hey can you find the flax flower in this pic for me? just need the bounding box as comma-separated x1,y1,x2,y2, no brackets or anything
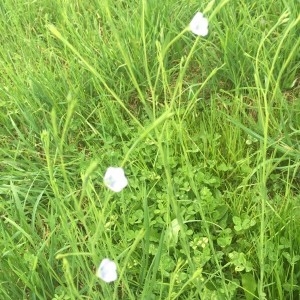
97,258,117,283
103,167,128,192
190,12,209,36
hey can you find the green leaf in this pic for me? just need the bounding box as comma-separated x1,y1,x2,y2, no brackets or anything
165,218,181,246
233,216,242,231
241,273,257,300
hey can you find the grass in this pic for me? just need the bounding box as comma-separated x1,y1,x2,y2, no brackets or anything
0,0,299,299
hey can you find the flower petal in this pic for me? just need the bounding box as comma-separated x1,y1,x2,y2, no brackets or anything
190,12,209,37
97,258,117,283
104,167,128,192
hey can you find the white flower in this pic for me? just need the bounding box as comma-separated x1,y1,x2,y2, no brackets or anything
97,258,117,283
190,12,209,36
103,167,128,192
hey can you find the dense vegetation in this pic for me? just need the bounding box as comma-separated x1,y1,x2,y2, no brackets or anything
0,0,299,299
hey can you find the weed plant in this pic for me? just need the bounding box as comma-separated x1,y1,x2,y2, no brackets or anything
0,0,299,299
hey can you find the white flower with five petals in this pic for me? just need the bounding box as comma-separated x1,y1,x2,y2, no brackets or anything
103,167,128,192
190,12,209,37
97,258,117,283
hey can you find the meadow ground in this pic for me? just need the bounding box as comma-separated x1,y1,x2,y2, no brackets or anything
0,0,299,299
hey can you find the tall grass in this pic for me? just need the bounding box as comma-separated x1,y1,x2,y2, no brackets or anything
0,0,299,299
